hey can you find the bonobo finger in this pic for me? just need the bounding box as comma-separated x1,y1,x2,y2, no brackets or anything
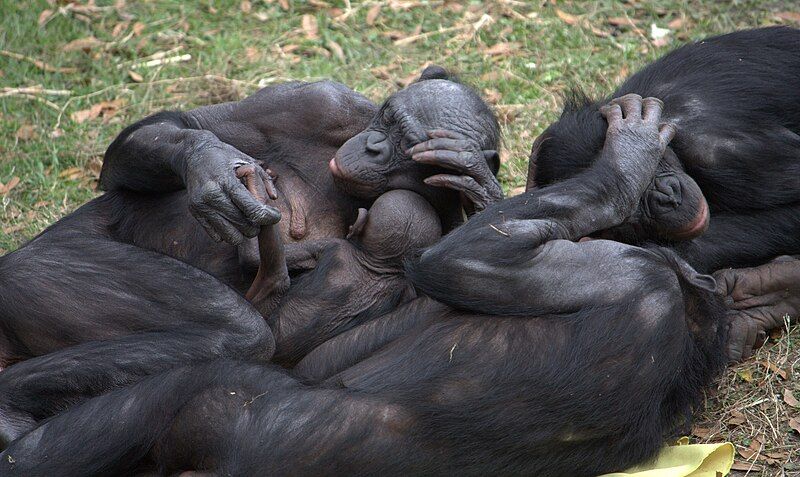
642,97,665,122
228,186,281,226
658,123,677,147
195,208,246,245
424,174,485,205
726,314,758,362
412,150,471,174
236,164,268,203
612,93,643,120
600,103,623,125
260,168,278,200
426,129,467,140
194,215,223,243
408,138,470,156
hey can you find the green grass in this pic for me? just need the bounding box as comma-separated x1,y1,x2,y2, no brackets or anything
1,0,799,473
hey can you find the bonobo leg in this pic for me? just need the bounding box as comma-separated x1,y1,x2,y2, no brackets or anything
0,216,273,447
714,255,800,361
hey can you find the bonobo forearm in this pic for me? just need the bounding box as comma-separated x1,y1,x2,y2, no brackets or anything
100,111,218,192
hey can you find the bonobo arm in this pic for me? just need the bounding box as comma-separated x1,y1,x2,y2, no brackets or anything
409,95,678,314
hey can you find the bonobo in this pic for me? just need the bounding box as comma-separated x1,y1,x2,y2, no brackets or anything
246,188,441,366
527,26,800,273
0,66,499,447
0,95,728,477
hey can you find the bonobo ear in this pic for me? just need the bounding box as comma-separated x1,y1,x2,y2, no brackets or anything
346,208,369,239
674,258,717,293
483,150,500,176
418,65,451,81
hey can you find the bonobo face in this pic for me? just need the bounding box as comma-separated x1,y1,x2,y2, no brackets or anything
330,70,499,201
530,120,709,242
355,190,442,262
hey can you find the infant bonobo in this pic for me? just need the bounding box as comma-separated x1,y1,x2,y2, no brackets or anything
245,187,442,366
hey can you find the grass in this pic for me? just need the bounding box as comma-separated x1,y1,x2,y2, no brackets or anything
1,0,798,474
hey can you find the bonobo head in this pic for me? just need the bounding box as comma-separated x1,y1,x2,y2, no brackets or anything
348,190,442,264
330,66,500,226
528,95,708,242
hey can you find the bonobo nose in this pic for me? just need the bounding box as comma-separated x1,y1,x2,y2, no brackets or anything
651,175,682,210
365,131,389,155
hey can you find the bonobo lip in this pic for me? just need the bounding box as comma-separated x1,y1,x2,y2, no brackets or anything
671,197,709,240
329,157,343,178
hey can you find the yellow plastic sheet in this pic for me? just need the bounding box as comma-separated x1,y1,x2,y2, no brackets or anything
599,441,734,477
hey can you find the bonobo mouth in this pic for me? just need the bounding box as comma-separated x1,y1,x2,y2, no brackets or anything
329,156,387,199
671,197,709,240
329,157,342,177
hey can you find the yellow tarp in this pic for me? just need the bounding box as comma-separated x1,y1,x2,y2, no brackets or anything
599,440,734,477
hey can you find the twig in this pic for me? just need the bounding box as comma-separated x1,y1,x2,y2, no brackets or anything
0,93,61,112
1,86,72,96
489,224,510,237
0,49,77,74
129,54,192,70
115,46,184,70
394,24,471,46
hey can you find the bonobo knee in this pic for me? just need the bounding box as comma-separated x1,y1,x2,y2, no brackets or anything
220,301,274,361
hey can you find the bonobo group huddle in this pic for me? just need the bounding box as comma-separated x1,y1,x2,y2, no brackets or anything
1,26,799,476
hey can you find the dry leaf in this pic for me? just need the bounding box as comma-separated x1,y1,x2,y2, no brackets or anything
240,0,251,13
776,12,800,23
71,98,127,123
366,4,381,25
483,88,501,105
607,17,638,27
482,42,520,57
63,36,104,52
554,8,579,26
59,167,83,180
112,21,129,37
128,70,143,82
691,426,712,438
784,389,800,407
0,176,21,195
132,22,145,36
758,360,789,379
737,368,753,382
668,18,685,29
326,40,345,62
302,14,319,40
245,46,260,63
737,447,757,460
730,461,763,471
278,0,289,11
789,417,800,433
15,125,36,141
38,9,54,26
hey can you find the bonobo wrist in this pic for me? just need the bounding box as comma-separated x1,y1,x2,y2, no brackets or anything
176,129,225,185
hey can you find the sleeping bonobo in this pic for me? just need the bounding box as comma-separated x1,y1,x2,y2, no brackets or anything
244,188,441,366
0,95,729,477
0,66,500,447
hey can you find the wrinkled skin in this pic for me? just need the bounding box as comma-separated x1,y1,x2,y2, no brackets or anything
714,256,800,361
0,66,501,448
247,189,442,366
0,95,728,477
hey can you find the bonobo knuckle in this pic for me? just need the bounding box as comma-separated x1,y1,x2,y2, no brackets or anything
198,182,222,203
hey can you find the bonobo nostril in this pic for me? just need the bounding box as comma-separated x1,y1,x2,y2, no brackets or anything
365,131,389,155
647,174,683,215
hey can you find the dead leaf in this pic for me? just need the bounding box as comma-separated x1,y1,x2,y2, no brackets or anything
0,176,21,195
790,417,800,433
483,88,501,105
668,18,685,29
731,461,763,471
737,447,757,460
63,36,104,52
71,98,127,123
112,21,130,37
38,9,54,26
128,70,143,82
482,42,520,57
33,200,50,208
691,426,712,438
15,124,36,141
240,0,251,13
245,46,260,63
776,12,800,23
607,17,638,27
278,0,289,11
784,389,800,407
59,167,83,180
132,22,145,36
302,14,319,40
2,224,24,234
326,40,345,62
554,8,579,26
591,26,611,38
758,360,789,379
366,4,381,25
738,368,753,382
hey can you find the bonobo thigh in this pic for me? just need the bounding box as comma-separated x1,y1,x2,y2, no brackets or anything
0,195,273,447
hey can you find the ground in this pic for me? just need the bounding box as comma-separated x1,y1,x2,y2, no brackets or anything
0,0,798,474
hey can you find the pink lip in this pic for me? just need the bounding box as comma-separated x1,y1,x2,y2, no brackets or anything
329,157,342,177
672,198,709,240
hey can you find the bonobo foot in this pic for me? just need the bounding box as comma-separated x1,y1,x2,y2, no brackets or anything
408,129,503,213
714,256,800,362
0,404,35,450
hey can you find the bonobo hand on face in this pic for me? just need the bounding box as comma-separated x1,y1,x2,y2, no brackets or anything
714,255,800,362
185,141,281,245
329,66,502,214
597,94,677,216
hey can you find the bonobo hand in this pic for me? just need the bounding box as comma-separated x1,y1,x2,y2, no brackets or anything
599,94,676,213
408,129,503,213
714,256,800,362
184,140,281,245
